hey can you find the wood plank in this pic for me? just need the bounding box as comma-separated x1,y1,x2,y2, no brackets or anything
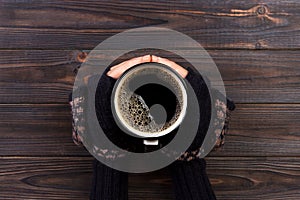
0,104,299,157
212,104,300,157
0,157,93,200
0,156,299,199
0,50,299,104
0,0,300,49
0,104,88,156
212,50,300,104
207,157,300,200
0,50,77,104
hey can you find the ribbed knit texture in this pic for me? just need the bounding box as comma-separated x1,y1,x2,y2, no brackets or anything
90,159,128,200
169,159,216,200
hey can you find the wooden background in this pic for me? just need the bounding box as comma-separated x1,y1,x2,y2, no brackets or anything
0,0,300,199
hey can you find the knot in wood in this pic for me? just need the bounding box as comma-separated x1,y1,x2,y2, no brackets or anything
76,51,87,63
256,5,268,15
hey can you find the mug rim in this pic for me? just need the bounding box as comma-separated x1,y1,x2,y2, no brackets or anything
111,62,188,138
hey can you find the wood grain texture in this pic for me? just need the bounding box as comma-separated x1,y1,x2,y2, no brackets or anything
0,103,299,157
0,157,299,200
0,157,92,200
0,50,299,104
0,50,77,104
1,0,299,199
0,104,87,156
0,0,299,49
210,103,300,157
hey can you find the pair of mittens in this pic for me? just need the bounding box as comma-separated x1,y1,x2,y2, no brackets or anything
69,65,235,200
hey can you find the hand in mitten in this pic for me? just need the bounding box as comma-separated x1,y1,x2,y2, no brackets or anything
168,66,235,200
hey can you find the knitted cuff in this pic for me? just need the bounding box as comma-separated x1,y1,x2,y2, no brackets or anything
169,159,216,200
90,159,128,200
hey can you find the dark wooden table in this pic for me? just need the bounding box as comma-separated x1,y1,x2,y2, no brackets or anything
0,1,299,199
